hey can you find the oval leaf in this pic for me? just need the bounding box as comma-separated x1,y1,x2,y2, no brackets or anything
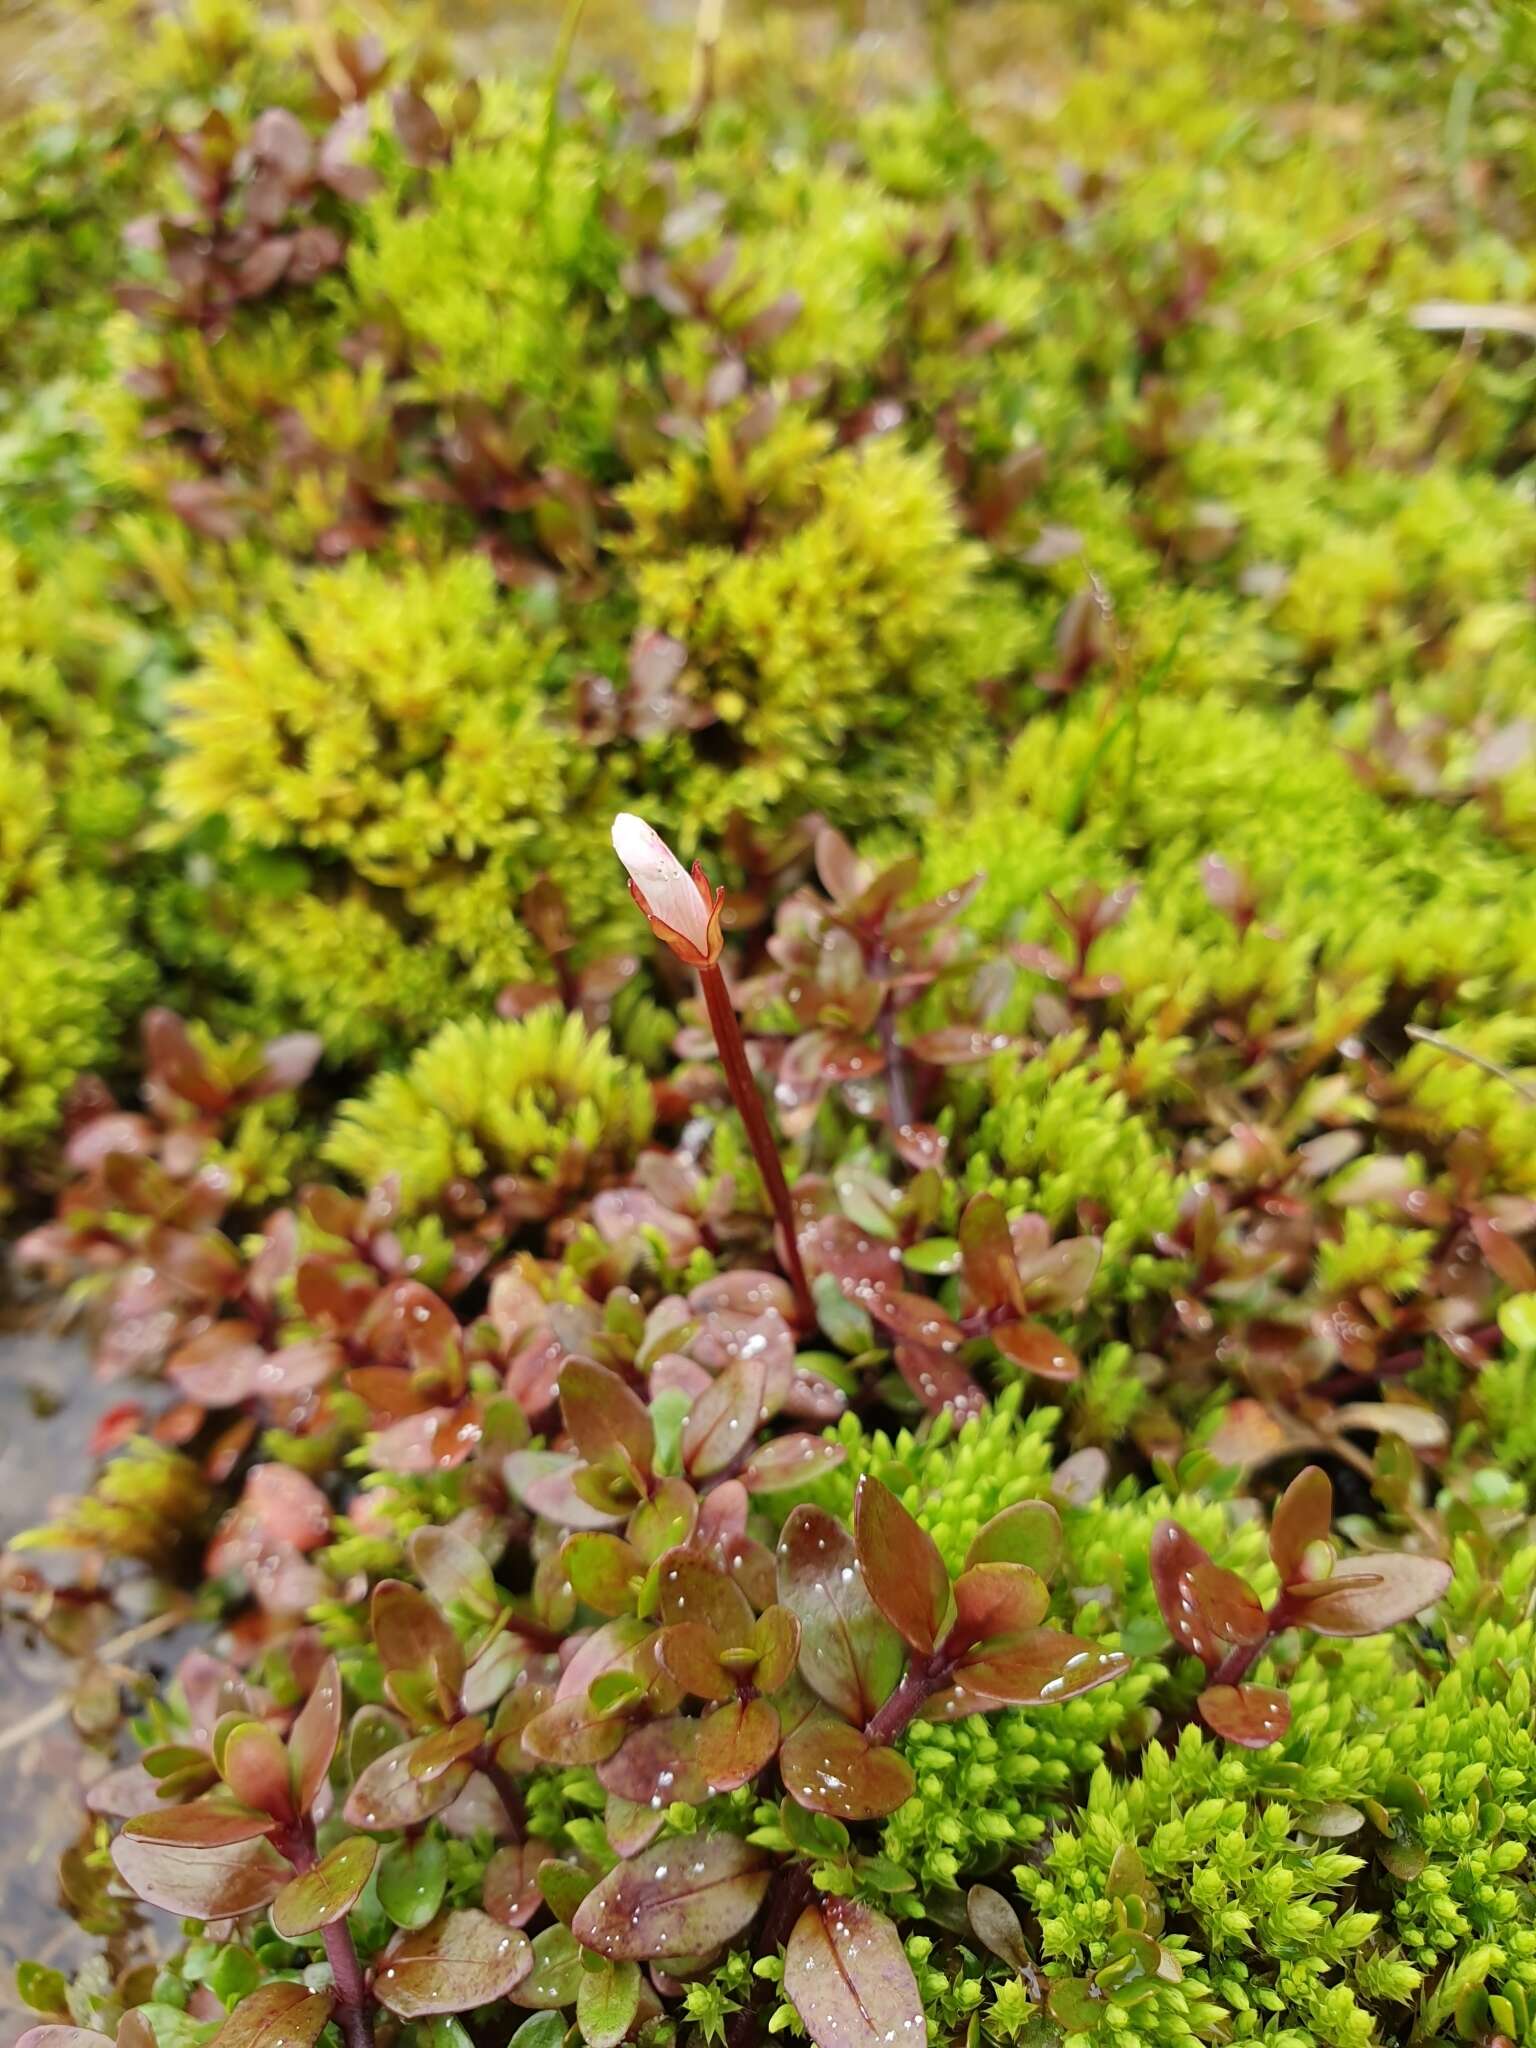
956,1627,1130,1705
949,1563,1050,1651
1269,1466,1334,1584
777,1506,904,1725
288,1657,344,1813
683,1355,767,1479
112,1832,289,1919
271,1835,377,1938
853,1476,951,1655
1198,1683,1292,1748
570,1834,772,1960
1288,1553,1452,1637
965,1502,1062,1580
374,1909,533,2017
741,1435,846,1494
780,1715,915,1821
209,1983,334,2048
784,1898,927,2048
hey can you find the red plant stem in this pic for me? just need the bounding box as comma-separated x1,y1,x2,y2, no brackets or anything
280,1824,375,2048
1209,1596,1291,1691
863,1653,946,1747
699,962,814,1326
877,994,916,1135
481,1751,527,1840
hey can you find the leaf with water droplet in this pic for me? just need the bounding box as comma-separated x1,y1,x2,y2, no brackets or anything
777,1505,903,1725
570,1834,772,1960
780,1714,914,1821
956,1627,1129,1705
378,1832,449,1929
1197,1683,1291,1748
374,1909,532,2017
784,1897,927,2048
111,1832,290,1919
206,1982,333,2048
740,1435,846,1494
270,1834,377,1938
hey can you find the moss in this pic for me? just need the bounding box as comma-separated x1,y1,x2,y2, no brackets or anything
322,1007,654,1214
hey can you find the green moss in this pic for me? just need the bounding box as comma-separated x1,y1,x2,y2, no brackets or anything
322,1007,654,1214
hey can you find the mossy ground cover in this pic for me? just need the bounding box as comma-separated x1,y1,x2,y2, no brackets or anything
5,4,1536,2048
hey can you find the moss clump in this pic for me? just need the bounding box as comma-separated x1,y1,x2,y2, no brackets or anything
322,1007,654,1214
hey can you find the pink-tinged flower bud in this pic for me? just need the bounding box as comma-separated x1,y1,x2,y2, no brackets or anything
611,813,724,968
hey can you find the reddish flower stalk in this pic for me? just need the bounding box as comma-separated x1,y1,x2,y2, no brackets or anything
613,815,814,1326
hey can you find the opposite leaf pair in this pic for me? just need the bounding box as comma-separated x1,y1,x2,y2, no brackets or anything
1151,1465,1453,1745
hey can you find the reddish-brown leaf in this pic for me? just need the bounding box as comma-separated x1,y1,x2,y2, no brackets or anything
683,1355,767,1479
519,1695,629,1768
1287,1553,1453,1636
949,1563,1050,1651
1198,1683,1292,1748
1269,1465,1334,1584
992,1320,1080,1382
784,1898,927,2048
1150,1523,1263,1670
288,1656,343,1813
483,1839,556,1928
656,1550,755,1644
1472,1212,1536,1291
656,1622,733,1702
955,1627,1129,1705
959,1194,1026,1315
560,1359,654,1482
221,1720,296,1825
570,1835,773,1960
740,1435,847,1493
753,1604,801,1692
374,1909,532,2017
596,1717,709,1807
371,1579,466,1700
780,1715,915,1821
343,1739,474,1829
892,1341,988,1424
853,1476,951,1655
207,1982,333,2048
696,1695,781,1791
112,1832,290,1918
863,1290,966,1353
122,1799,271,1847
777,1506,904,1724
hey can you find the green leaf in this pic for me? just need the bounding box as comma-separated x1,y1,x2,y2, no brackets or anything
577,1961,642,2048
270,1834,377,1940
378,1833,450,1930
15,1964,69,2015
777,1505,903,1725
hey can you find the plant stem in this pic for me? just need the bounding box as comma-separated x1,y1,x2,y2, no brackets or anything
863,1654,945,1747
876,984,916,1135
282,1824,375,2048
699,961,814,1326
482,1752,527,1840
535,0,588,225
